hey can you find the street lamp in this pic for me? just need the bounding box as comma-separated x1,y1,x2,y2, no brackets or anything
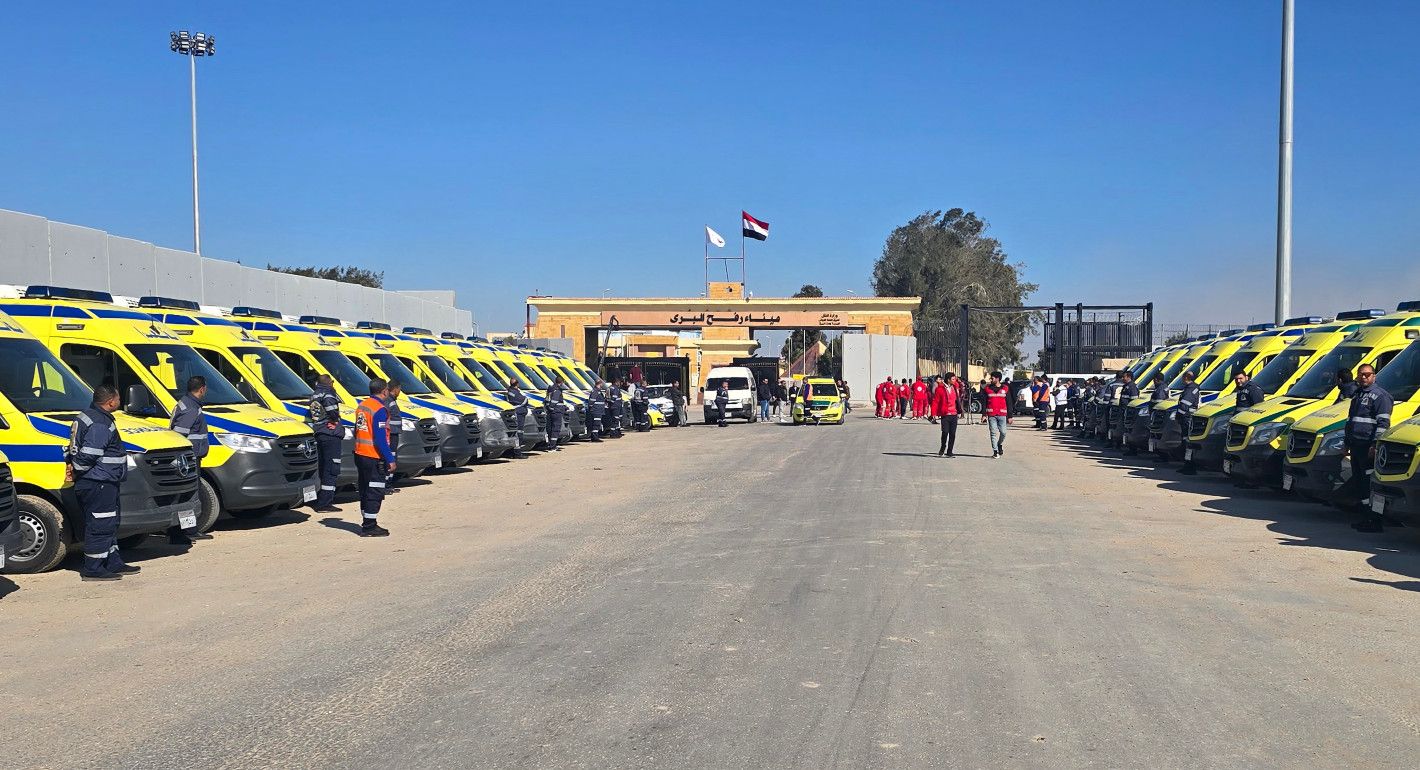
169,30,215,256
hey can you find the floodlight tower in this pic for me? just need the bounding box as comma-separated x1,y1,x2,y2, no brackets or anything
169,30,215,255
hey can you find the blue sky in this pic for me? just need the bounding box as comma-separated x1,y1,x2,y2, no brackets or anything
3,1,1419,334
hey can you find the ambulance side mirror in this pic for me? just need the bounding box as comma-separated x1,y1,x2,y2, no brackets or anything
125,384,158,417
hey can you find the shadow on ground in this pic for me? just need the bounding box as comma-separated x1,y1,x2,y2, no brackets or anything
1048,429,1420,594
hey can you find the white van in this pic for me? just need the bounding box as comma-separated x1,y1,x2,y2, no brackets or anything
703,366,758,423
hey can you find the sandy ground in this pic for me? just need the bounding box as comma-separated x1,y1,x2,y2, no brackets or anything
1,412,1417,769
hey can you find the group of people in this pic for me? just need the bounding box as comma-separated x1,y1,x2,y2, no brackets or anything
751,377,853,421
868,372,1015,458
1020,375,1094,430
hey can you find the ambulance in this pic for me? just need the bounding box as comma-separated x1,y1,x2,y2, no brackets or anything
228,310,440,477
368,327,519,461
1224,306,1413,488
1110,340,1207,445
0,298,201,572
1147,319,1326,459
1372,413,1420,521
299,318,479,469
445,339,550,449
1283,304,1420,500
793,377,846,425
460,341,556,448
499,345,587,441
1182,316,1357,472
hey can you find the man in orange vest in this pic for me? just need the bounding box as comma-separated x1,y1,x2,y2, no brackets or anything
354,378,397,537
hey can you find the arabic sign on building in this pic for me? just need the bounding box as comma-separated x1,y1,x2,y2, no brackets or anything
598,311,850,328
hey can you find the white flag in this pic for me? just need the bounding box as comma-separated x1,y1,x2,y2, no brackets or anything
705,225,726,248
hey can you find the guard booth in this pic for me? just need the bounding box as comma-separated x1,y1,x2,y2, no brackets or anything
601,356,689,387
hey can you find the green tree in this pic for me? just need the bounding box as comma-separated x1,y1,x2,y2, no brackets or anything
267,264,385,289
781,284,827,362
871,209,1037,367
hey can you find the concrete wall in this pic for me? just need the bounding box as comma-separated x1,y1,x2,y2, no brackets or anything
842,334,917,405
0,209,474,334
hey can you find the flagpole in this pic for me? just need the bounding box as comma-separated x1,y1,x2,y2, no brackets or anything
740,225,746,291
704,229,709,297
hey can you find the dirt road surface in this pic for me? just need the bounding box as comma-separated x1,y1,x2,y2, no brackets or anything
2,414,1417,768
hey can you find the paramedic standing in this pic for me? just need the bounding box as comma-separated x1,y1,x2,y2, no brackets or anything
1346,364,1394,532
67,385,138,581
309,374,344,513
167,376,214,544
354,379,395,537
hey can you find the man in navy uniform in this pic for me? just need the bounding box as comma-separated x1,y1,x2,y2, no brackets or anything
309,374,343,513
67,385,139,581
1345,364,1394,532
167,376,214,545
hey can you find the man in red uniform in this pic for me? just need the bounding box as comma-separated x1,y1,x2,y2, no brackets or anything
932,372,960,456
878,376,896,418
982,371,1011,458
911,377,929,419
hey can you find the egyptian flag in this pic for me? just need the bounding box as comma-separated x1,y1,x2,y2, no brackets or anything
742,211,769,241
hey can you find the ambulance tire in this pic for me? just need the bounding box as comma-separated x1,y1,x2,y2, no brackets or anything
7,495,67,574
195,477,222,532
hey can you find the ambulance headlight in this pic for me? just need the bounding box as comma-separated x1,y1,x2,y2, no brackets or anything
1318,430,1346,455
435,412,462,426
1209,418,1230,436
126,452,140,469
475,406,500,421
402,420,418,432
1249,422,1286,446
215,432,272,453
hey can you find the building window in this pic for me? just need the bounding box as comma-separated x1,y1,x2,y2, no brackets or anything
560,324,566,337
882,324,889,335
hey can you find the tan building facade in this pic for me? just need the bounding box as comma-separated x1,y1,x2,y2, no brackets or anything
529,283,919,392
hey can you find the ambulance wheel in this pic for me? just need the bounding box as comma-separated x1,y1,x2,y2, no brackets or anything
7,495,67,574
195,477,222,532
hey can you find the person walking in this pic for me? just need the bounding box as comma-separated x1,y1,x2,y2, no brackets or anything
1344,364,1394,532
668,380,687,427
933,372,961,457
757,377,772,423
353,379,394,537
167,376,214,544
546,375,565,450
309,373,344,513
983,372,1011,458
715,380,730,427
67,385,138,581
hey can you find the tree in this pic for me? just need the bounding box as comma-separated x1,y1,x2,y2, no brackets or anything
781,284,826,362
267,264,385,289
1162,330,1191,346
872,209,1037,368
816,336,843,378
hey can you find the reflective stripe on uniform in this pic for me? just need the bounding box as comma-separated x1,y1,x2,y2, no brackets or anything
320,484,336,491
85,551,109,558
362,511,379,519
173,426,190,435
1352,416,1376,423
100,456,126,464
91,510,118,519
79,446,104,456
368,481,385,488
332,458,342,464
77,412,93,425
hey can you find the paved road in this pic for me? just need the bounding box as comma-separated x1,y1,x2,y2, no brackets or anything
2,413,1418,768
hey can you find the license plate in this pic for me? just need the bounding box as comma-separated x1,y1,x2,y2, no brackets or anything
433,455,443,469
0,545,5,569
1282,474,1294,491
1148,439,1157,453
1223,459,1234,475
178,511,198,530
1184,448,1194,461
302,485,317,502
1371,494,1387,514
475,447,483,459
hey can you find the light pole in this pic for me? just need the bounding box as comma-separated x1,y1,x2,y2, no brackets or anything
169,30,215,256
1275,0,1294,324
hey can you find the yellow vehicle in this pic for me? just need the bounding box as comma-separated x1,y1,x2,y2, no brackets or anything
1373,413,1420,520
227,309,431,482
1224,307,1410,488
793,378,845,425
1113,338,1217,446
485,344,571,444
5,286,315,531
1284,308,1420,500
366,327,519,461
414,332,537,453
1147,319,1327,458
1088,346,1167,440
501,345,589,440
1183,316,1357,472
452,340,551,448
299,318,478,470
0,298,202,572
